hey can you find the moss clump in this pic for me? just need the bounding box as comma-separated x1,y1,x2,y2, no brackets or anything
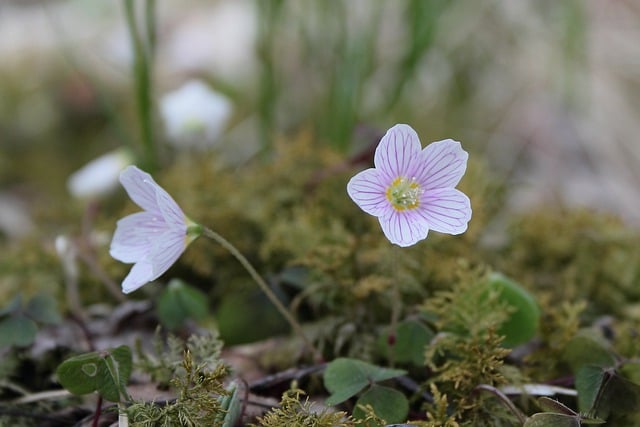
421,266,519,424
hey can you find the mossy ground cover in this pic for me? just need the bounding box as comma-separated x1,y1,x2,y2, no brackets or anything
1,1,639,425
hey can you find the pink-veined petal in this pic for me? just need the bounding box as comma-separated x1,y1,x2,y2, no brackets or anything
379,210,429,247
347,168,392,217
419,188,471,235
416,139,468,190
121,259,154,294
119,166,163,213
109,212,167,263
374,124,422,181
148,230,188,278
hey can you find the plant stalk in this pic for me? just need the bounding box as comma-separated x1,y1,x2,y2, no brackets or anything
202,227,321,362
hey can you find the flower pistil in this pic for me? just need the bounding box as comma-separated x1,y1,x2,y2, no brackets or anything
386,177,422,211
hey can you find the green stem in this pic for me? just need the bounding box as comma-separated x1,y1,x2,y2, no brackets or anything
388,245,401,366
202,227,321,361
474,384,527,424
123,0,155,172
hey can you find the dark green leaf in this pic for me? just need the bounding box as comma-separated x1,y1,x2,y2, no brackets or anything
0,314,38,347
594,367,640,419
524,413,579,427
0,294,22,317
56,352,104,396
324,358,406,406
575,365,606,414
56,345,132,402
353,385,409,424
25,294,62,325
482,273,540,347
378,320,434,366
563,330,616,373
97,345,132,402
157,279,208,330
537,397,576,415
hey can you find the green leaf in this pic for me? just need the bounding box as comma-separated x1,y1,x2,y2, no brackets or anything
24,294,62,325
219,381,243,427
377,319,434,366
353,385,409,424
157,279,208,330
57,352,105,396
537,397,577,415
323,358,406,406
0,314,38,347
482,273,540,347
563,330,616,374
594,367,640,419
524,413,580,427
56,345,132,402
0,294,22,317
98,345,133,402
575,365,607,414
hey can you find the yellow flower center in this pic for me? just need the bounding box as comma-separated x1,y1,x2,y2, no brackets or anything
386,177,421,211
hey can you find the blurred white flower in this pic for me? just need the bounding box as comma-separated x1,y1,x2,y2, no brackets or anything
159,80,232,149
67,147,133,199
163,0,257,80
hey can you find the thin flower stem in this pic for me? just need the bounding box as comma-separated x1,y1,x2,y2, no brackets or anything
202,227,321,362
388,245,401,366
474,384,527,424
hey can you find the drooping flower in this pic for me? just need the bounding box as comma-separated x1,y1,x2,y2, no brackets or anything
159,79,232,149
109,166,201,293
67,147,133,199
347,124,472,247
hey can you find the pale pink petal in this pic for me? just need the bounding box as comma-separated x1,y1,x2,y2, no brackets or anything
346,168,391,217
120,231,186,293
122,259,154,294
119,166,163,213
416,139,468,190
374,124,422,181
148,230,187,278
418,188,471,234
109,212,167,263
155,185,187,229
379,211,429,247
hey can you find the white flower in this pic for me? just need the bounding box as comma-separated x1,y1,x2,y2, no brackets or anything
347,124,472,247
67,148,133,199
109,166,201,293
159,80,232,149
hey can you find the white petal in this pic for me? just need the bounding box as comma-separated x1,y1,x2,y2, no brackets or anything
148,230,188,279
346,168,391,217
379,210,429,247
120,231,187,293
67,148,133,199
155,186,187,229
374,124,422,181
417,139,468,190
109,212,167,263
121,259,154,294
419,188,471,235
119,166,163,213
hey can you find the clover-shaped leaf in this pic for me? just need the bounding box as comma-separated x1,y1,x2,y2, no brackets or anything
353,385,409,424
323,358,406,406
157,279,208,330
378,319,434,366
481,273,540,347
56,345,132,402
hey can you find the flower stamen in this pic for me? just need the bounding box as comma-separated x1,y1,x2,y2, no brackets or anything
386,177,422,211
